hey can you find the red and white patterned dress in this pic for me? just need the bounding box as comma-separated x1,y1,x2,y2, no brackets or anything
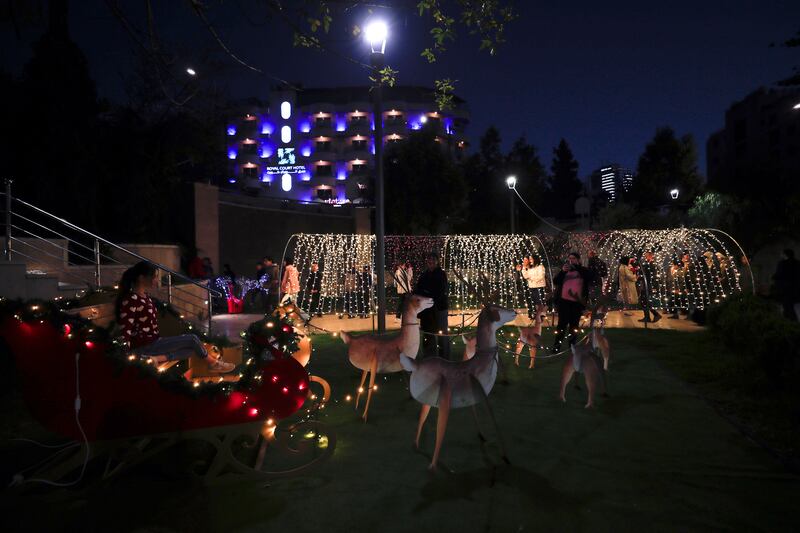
119,292,160,349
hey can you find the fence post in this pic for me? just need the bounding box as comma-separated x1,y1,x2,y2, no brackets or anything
4,179,11,261
207,287,213,333
93,239,101,290
167,272,173,304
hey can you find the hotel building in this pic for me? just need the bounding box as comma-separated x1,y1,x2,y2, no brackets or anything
224,85,470,204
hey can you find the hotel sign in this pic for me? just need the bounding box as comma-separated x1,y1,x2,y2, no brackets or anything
265,148,307,175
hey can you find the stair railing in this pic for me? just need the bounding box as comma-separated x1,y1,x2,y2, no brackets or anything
1,180,221,331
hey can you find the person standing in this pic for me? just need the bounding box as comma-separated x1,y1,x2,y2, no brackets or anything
618,257,638,316
587,250,608,304
358,265,372,319
522,256,547,321
773,249,800,321
344,267,357,318
394,261,413,319
280,257,300,306
303,262,323,317
247,260,267,312
552,252,592,352
638,251,662,323
263,257,280,313
415,252,450,359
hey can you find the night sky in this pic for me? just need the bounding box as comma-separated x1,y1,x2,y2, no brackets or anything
2,0,798,178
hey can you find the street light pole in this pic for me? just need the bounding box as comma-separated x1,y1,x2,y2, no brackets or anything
367,21,388,333
506,175,517,235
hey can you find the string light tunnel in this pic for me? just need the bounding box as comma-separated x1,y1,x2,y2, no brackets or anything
281,229,751,318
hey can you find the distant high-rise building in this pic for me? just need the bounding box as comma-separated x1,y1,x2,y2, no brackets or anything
590,164,634,203
707,87,800,192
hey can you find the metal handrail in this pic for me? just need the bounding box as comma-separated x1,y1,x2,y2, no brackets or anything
5,194,222,298
9,211,128,266
11,211,100,257
7,248,94,288
11,225,98,266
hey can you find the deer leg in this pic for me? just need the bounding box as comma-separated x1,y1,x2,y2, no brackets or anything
470,405,487,443
584,357,599,408
416,404,431,449
559,359,575,402
514,341,523,366
430,381,451,470
528,344,537,369
355,368,368,410
601,340,610,371
361,356,378,422
470,375,510,465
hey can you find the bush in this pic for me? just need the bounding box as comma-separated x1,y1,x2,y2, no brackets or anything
707,294,800,388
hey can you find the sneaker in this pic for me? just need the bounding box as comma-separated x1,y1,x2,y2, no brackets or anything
652,314,662,323
208,359,235,373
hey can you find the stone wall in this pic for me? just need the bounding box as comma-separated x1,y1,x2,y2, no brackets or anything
216,191,369,276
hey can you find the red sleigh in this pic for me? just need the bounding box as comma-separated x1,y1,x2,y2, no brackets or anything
1,304,335,484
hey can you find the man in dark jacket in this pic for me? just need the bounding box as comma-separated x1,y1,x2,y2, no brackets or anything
587,250,608,305
415,252,450,359
552,252,594,352
638,251,662,323
773,249,800,321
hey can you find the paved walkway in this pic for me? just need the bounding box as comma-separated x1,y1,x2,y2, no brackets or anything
210,308,703,339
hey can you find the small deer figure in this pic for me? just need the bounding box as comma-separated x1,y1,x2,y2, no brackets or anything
515,313,543,369
401,270,517,470
559,292,610,408
340,276,433,422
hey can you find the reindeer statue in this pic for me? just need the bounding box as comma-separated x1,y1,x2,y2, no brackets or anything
515,313,543,369
340,272,433,422
400,271,517,470
559,291,610,408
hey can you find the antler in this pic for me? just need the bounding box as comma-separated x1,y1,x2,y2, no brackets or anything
388,269,412,294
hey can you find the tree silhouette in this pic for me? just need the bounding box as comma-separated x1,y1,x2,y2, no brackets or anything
547,139,582,219
629,127,702,208
384,127,467,234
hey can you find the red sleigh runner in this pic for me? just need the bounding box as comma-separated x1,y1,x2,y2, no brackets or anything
1,302,335,484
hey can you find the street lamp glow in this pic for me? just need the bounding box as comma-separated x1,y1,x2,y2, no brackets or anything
364,21,388,54
186,67,197,76
794,102,800,110
506,176,517,190
670,188,680,200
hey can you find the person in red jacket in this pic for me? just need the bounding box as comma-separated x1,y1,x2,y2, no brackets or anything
114,262,234,372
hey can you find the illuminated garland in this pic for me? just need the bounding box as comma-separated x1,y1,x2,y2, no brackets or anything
283,230,748,317
0,298,299,397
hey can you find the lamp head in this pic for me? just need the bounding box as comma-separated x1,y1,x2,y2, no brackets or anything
186,67,197,76
506,176,517,190
670,188,679,200
364,21,388,54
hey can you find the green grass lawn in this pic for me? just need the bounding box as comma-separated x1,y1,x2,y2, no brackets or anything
2,327,799,532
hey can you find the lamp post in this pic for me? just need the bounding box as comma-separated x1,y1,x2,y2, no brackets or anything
506,175,517,234
366,20,388,332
